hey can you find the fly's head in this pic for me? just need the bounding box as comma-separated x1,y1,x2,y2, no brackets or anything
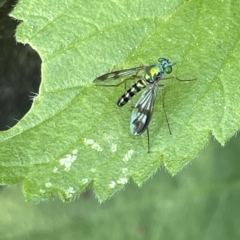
158,57,175,75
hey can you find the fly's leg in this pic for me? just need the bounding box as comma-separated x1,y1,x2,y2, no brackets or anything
161,76,197,82
147,127,150,153
176,77,197,81
123,68,143,90
162,88,172,135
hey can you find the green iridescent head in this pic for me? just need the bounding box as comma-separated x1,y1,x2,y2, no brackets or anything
158,57,175,74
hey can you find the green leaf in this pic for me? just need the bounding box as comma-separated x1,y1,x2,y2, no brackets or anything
1,0,240,201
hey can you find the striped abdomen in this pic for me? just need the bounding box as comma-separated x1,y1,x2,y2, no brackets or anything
117,79,147,107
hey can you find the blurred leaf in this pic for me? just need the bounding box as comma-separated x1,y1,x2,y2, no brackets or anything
0,0,239,201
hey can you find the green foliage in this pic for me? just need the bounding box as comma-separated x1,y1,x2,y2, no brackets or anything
0,0,239,201
1,138,240,239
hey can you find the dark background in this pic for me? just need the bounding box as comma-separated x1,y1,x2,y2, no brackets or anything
0,0,41,130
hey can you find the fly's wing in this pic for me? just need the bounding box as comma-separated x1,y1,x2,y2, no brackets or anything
93,66,146,84
130,84,158,135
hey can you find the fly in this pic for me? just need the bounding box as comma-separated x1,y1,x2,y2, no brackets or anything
94,57,196,152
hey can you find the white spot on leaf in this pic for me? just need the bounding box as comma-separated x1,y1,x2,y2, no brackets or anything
123,150,134,162
65,187,76,198
109,181,116,188
83,138,103,152
111,143,117,153
72,149,78,154
117,178,128,185
59,149,78,171
121,168,128,174
45,182,52,188
80,178,88,184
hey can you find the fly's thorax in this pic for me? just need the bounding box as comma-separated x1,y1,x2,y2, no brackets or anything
144,65,163,83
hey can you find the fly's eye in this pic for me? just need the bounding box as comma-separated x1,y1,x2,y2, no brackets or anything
165,66,172,74
158,58,165,63
158,57,169,64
